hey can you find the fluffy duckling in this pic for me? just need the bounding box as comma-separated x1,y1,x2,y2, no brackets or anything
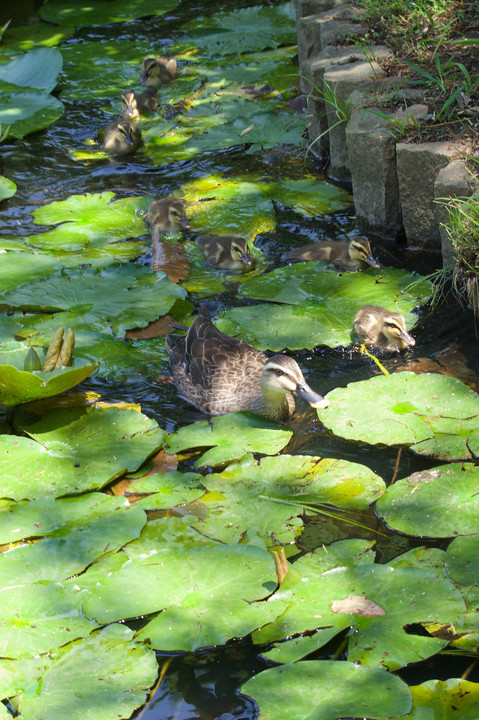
140,56,177,86
166,308,329,421
121,88,159,120
284,237,380,271
353,305,416,351
101,119,142,156
146,197,190,239
196,235,254,272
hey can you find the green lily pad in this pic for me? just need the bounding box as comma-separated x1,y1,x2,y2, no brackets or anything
445,534,479,586
0,176,16,201
216,265,430,350
318,372,479,454
0,251,58,294
1,20,75,53
396,678,479,720
186,454,385,545
0,405,165,500
183,5,296,56
134,471,205,510
166,412,293,467
0,360,98,408
0,264,187,338
0,495,146,584
80,542,287,651
253,555,465,671
1,627,158,720
242,660,412,720
0,47,62,92
0,581,100,658
376,464,479,538
40,0,179,26
0,90,64,138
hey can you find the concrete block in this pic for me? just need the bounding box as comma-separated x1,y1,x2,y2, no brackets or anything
434,160,477,265
295,0,345,22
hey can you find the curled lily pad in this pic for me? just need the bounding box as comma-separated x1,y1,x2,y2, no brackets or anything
0,48,62,92
376,464,479,538
317,371,479,453
242,660,412,720
0,360,99,408
0,91,64,138
0,405,165,500
166,412,293,467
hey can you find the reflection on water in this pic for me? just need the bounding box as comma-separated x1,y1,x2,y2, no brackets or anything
2,0,479,717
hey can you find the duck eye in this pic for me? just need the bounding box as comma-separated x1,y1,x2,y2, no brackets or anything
275,369,283,376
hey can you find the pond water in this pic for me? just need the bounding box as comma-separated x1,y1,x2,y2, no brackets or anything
1,0,479,718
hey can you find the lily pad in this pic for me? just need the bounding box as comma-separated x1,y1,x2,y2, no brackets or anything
185,454,385,545
0,176,16,201
134,471,205,510
0,405,165,500
0,251,58,294
253,555,465,671
80,542,287,651
166,412,293,467
445,534,479,586
396,678,479,720
0,264,187,338
1,627,158,720
376,464,479,538
1,20,75,53
318,371,479,454
0,90,64,138
0,360,99,408
40,0,180,26
216,265,430,350
241,660,412,720
0,48,62,92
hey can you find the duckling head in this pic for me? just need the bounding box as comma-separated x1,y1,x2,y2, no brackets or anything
230,237,254,270
140,56,177,86
102,119,141,155
148,197,190,234
121,91,140,120
260,355,329,409
382,313,416,350
348,238,380,269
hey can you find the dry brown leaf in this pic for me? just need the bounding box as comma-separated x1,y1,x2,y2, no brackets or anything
331,594,385,617
125,314,176,340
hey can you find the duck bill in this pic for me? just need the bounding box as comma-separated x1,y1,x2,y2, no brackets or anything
400,330,415,347
180,219,191,231
365,255,380,269
241,253,254,268
294,383,329,409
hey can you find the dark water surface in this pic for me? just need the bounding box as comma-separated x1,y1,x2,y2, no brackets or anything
2,0,479,717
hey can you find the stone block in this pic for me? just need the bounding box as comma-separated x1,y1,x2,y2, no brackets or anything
295,0,345,22
434,160,477,265
396,142,459,248
347,98,428,233
324,56,386,178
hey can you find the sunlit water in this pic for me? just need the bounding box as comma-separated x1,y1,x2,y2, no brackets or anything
1,0,479,717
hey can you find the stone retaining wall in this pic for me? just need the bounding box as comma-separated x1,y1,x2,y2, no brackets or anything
296,0,477,262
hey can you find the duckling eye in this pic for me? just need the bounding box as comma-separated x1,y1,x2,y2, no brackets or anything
275,369,283,376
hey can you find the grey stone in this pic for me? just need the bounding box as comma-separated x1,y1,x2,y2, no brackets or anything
295,0,345,21
347,101,429,234
396,142,459,248
434,160,477,265
323,57,386,178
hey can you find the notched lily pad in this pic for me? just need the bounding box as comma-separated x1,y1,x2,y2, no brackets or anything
166,412,293,467
0,360,99,408
318,371,479,455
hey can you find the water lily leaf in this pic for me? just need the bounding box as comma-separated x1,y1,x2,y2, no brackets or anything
80,542,286,651
0,264,187,338
0,176,16,201
445,535,479,586
0,360,98,408
0,252,58,295
0,496,145,585
0,405,165,500
396,678,479,720
242,660,412,720
166,412,293,467
1,20,75,53
40,0,179,26
216,266,430,350
183,5,296,56
1,627,158,720
376,463,479,539
134,471,205,510
254,557,465,671
0,48,62,92
0,581,100,658
0,90,64,138
186,454,385,545
318,372,479,450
